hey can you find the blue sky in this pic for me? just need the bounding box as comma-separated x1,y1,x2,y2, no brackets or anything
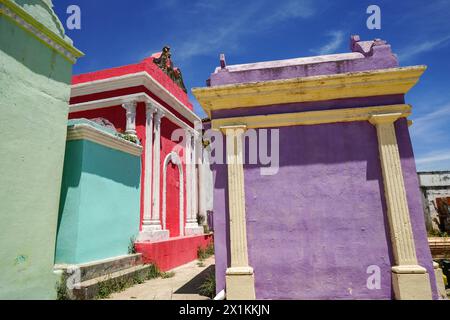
54,0,450,172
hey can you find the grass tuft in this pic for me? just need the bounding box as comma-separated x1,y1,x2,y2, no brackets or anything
199,268,216,299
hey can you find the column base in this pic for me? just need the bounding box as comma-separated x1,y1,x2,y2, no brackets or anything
392,265,432,300
185,223,204,236
226,267,256,300
137,229,169,242
433,262,448,300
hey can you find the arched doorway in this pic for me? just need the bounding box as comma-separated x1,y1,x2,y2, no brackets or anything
162,152,184,237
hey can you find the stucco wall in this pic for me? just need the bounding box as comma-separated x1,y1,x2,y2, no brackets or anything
0,14,72,299
55,139,141,264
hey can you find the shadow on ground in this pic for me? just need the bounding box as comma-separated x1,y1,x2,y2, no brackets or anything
174,265,215,296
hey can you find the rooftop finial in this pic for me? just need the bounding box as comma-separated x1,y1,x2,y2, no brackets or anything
220,54,226,69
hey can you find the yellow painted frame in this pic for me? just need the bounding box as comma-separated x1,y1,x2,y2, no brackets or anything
192,66,426,117
211,104,412,130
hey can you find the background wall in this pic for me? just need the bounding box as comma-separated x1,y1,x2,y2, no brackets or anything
55,139,141,264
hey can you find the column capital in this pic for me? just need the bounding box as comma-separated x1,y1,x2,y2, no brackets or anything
369,113,402,126
145,101,158,115
155,109,165,120
220,125,247,135
122,101,137,111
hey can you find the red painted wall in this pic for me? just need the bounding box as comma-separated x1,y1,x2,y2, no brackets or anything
136,234,213,271
160,118,187,238
72,58,193,110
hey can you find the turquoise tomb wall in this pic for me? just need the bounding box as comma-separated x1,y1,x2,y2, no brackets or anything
55,122,142,265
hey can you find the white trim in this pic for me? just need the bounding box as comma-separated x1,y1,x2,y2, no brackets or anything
141,103,157,230
70,93,197,134
122,101,137,137
67,124,142,156
215,52,364,73
152,110,164,231
70,72,200,123
162,152,184,237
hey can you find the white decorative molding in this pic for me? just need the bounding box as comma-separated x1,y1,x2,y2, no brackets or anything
185,131,192,225
162,152,184,237
70,93,197,134
122,101,137,137
152,109,165,230
70,72,200,123
141,102,157,231
66,124,142,156
184,132,203,236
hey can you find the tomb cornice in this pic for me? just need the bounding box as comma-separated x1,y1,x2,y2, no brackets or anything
193,66,426,118
211,104,412,130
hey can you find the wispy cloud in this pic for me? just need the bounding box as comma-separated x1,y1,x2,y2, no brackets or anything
170,0,316,61
411,103,450,139
311,31,345,55
411,103,450,170
398,35,450,62
416,150,450,166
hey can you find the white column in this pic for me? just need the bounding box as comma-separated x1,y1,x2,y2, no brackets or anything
192,133,199,222
185,131,192,223
141,102,156,230
137,107,169,242
185,130,203,235
222,125,255,300
122,101,137,138
369,114,432,300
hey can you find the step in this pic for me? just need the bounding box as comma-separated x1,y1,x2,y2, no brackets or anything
55,253,143,282
71,264,153,300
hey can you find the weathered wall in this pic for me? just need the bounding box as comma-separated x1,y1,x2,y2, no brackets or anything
418,172,450,232
213,119,436,299
55,139,141,264
0,12,73,299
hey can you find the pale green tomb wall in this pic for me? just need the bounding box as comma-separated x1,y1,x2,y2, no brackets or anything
0,1,80,299
55,135,141,264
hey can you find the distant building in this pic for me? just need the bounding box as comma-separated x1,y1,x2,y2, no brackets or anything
418,171,450,233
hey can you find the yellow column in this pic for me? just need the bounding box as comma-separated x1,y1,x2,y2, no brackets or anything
369,113,432,300
222,125,256,300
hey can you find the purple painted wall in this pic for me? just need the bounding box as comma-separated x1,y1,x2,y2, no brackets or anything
213,120,436,299
207,36,435,299
209,37,398,87
245,122,393,299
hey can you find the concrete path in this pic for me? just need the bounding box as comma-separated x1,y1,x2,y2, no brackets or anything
106,257,215,300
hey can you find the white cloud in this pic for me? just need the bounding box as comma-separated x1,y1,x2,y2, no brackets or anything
172,0,316,61
411,103,450,139
398,35,450,62
411,103,450,171
416,151,450,165
311,31,345,55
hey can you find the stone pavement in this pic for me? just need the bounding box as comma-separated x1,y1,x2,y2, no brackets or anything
106,257,215,300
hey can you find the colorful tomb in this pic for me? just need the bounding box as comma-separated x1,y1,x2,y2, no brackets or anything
55,119,142,264
0,0,83,299
68,48,211,271
193,36,440,300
